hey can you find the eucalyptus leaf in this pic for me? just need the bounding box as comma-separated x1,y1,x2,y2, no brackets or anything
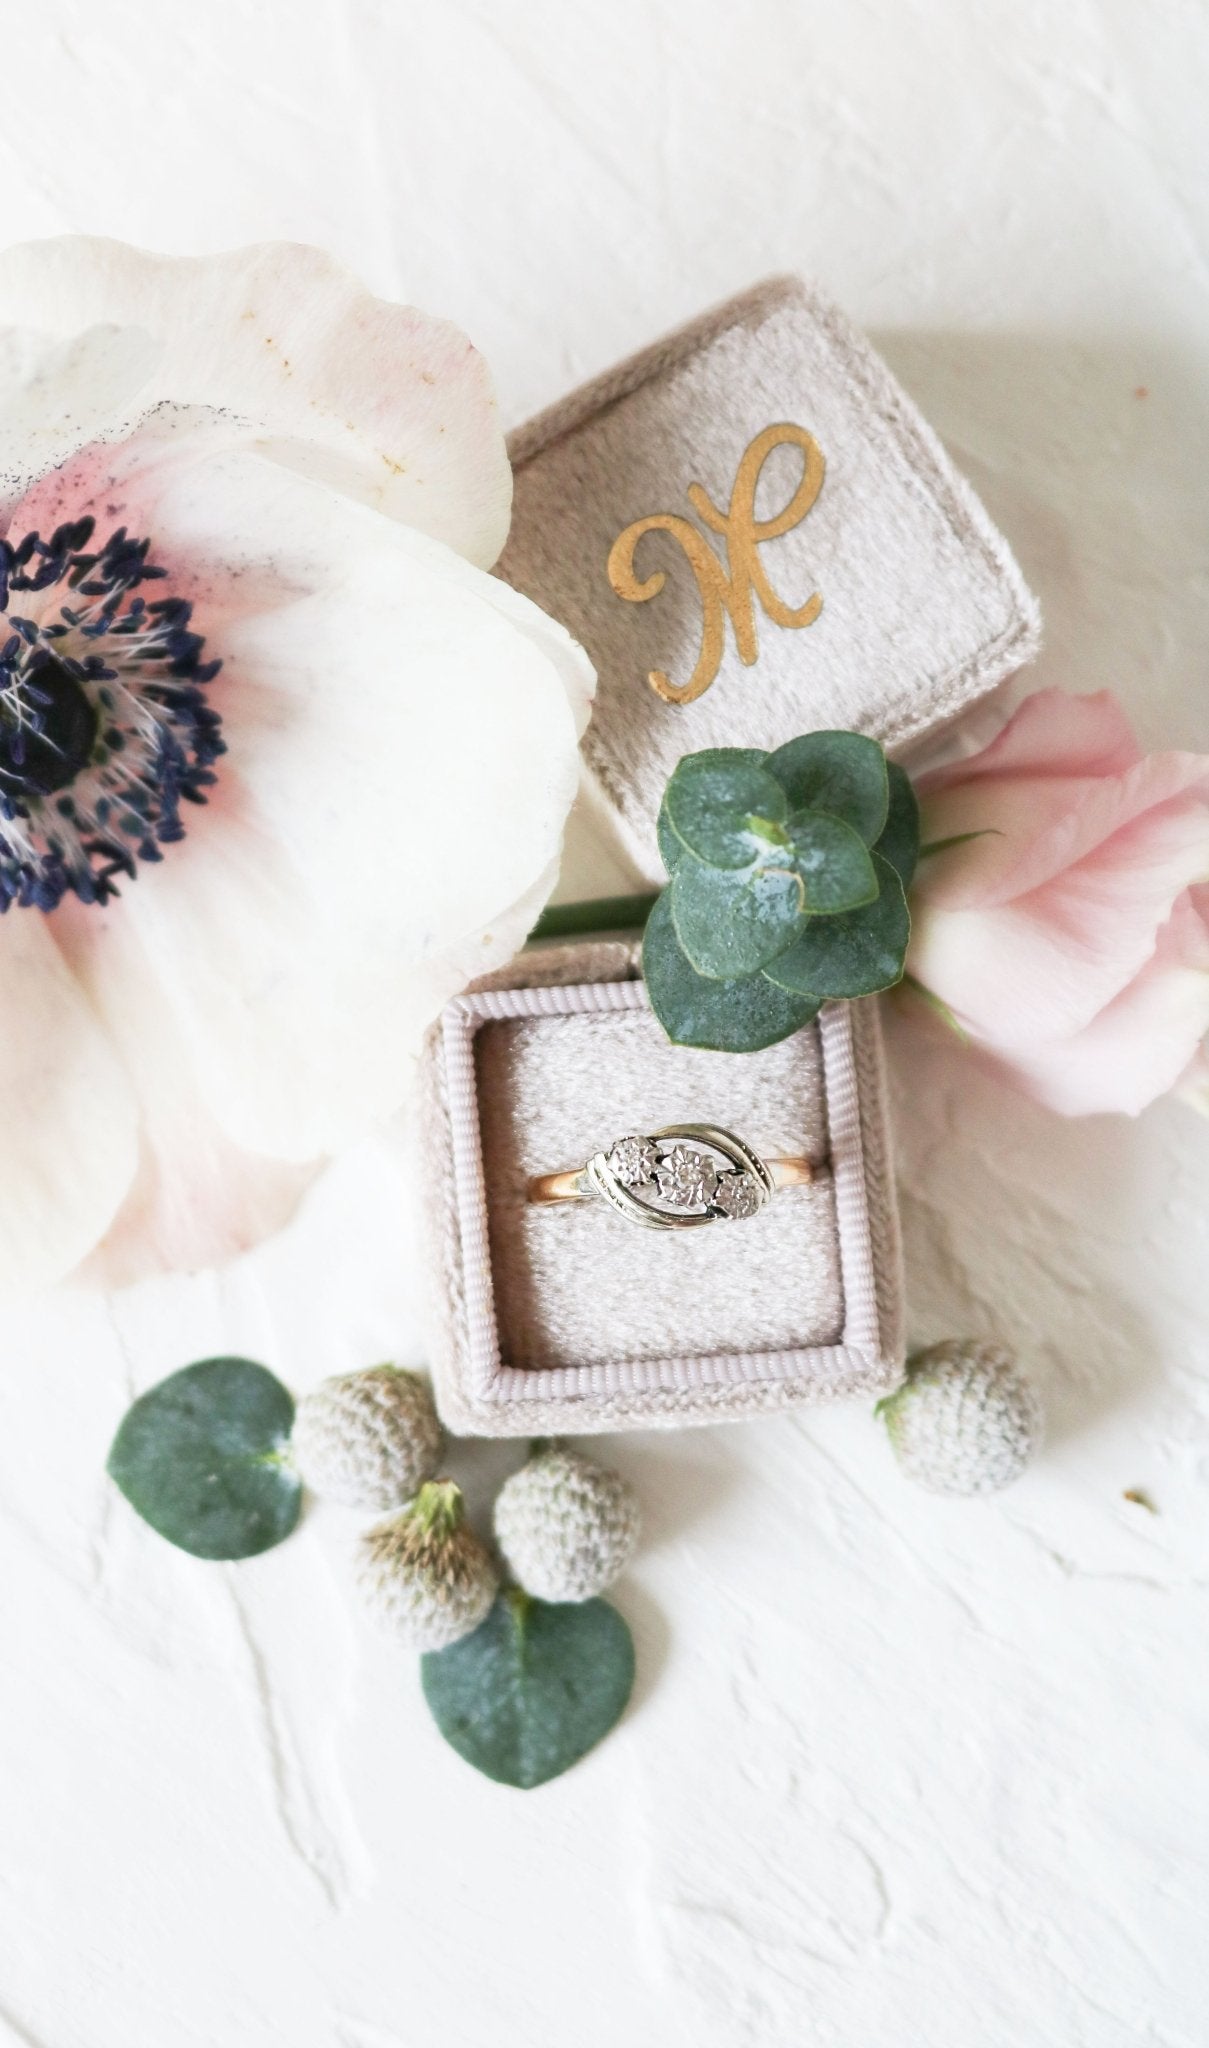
107,1357,301,1560
763,853,910,998
783,809,880,914
643,890,820,1050
765,730,889,844
670,853,808,978
656,797,686,876
421,1590,635,1788
874,762,921,889
663,748,786,869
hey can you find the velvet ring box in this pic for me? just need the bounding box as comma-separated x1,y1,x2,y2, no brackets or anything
418,279,1040,1436
419,940,903,1435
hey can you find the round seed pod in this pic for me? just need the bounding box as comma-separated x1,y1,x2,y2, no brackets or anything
357,1481,498,1651
878,1340,1042,1496
494,1442,641,1602
291,1365,442,1510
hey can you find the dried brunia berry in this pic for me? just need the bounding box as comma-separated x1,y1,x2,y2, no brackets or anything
357,1481,498,1651
291,1365,442,1511
878,1340,1041,1497
494,1442,641,1601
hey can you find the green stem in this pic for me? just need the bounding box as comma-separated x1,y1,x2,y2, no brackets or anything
528,892,660,942
901,973,970,1043
413,1479,463,1536
917,828,1002,859
505,1585,534,1632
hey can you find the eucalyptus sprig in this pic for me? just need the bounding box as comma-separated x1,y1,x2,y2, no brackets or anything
532,730,920,1052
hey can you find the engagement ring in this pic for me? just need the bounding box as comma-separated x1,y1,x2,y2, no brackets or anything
527,1124,813,1232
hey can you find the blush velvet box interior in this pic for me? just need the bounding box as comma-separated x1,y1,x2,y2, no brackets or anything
419,277,1041,1437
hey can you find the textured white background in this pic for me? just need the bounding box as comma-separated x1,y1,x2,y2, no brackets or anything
1,4,1207,2044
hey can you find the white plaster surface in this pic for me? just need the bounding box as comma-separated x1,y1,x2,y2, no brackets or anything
1,4,1207,2044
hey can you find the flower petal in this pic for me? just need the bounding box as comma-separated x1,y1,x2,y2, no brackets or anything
66,450,592,1160
972,891,1209,1115
916,690,1209,914
0,237,511,564
0,913,138,1293
83,1134,318,1291
919,745,1209,913
920,688,1141,793
0,323,162,500
61,908,319,1287
911,787,1209,1048
1174,1043,1209,1115
3,402,282,635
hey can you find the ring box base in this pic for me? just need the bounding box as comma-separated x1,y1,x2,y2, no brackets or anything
418,941,904,1437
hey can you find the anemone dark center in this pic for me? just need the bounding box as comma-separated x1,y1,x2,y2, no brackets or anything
17,654,100,796
0,515,224,911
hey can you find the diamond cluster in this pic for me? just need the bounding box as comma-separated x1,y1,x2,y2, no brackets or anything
604,1135,762,1221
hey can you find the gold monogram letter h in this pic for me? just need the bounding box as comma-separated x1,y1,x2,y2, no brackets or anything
606,421,825,706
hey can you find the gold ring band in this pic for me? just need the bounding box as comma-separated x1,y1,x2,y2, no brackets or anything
528,1155,813,1203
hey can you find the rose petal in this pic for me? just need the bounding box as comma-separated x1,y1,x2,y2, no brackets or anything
0,912,138,1292
0,237,511,564
1171,889,1209,1113
1173,1043,1209,1114
973,892,1209,1115
920,748,1209,913
911,787,1209,1048
919,689,1141,793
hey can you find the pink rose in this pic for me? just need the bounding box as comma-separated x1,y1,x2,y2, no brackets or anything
906,689,1209,1115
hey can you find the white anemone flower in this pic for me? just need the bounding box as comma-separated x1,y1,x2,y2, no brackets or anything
0,239,593,1293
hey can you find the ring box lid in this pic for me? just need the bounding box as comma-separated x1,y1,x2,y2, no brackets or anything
497,276,1040,882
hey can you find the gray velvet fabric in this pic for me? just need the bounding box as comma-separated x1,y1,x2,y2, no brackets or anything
475,1005,843,1370
497,275,1041,880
